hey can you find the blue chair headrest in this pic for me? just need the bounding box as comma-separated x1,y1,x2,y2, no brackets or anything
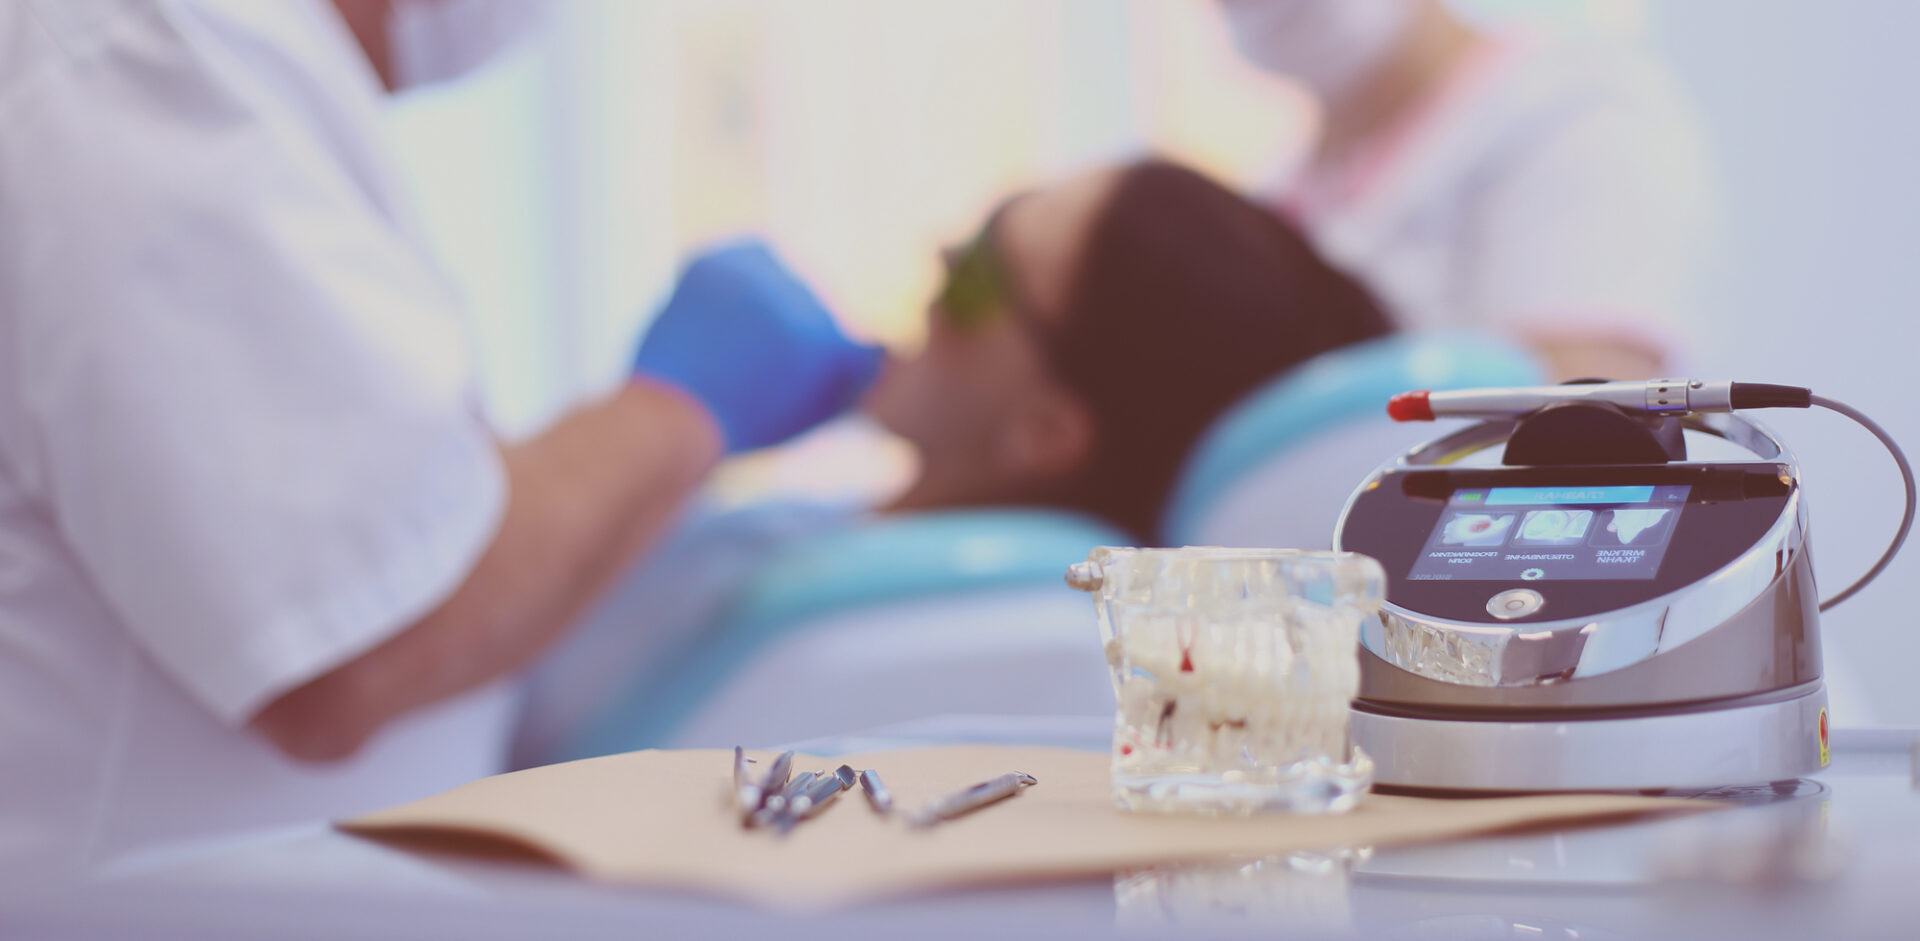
719,509,1129,631
558,509,1126,758
1160,331,1543,542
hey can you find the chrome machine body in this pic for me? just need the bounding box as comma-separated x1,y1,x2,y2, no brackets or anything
1334,412,1828,791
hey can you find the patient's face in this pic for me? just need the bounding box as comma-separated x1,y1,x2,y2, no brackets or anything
864,170,1120,501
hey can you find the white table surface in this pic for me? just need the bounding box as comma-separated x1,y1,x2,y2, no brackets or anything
7,716,1918,941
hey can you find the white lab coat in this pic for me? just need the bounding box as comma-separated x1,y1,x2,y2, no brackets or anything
1280,32,1716,362
0,0,514,876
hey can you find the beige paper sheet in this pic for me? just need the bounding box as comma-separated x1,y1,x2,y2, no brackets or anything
340,746,1710,910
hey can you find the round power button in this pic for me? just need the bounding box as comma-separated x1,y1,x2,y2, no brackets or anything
1487,588,1545,620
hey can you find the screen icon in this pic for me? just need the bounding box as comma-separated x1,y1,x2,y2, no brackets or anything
1591,508,1675,547
1440,512,1514,547
1513,509,1594,546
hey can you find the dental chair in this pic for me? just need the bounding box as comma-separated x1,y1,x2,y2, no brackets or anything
557,332,1541,757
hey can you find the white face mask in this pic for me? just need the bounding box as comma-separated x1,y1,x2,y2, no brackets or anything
386,0,555,91
1215,0,1420,105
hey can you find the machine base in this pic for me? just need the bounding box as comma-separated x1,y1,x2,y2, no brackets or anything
1352,684,1829,792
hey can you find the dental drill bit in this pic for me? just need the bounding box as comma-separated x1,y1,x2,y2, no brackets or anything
742,750,794,826
750,770,822,829
906,772,1038,829
774,772,848,836
857,769,894,815
732,747,761,818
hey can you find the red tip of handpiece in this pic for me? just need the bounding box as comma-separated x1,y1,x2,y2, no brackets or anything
1387,390,1434,422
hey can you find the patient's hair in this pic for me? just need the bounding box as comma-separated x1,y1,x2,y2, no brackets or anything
1036,159,1393,542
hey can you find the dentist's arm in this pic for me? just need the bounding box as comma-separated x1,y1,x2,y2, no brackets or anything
250,241,879,761
250,383,719,762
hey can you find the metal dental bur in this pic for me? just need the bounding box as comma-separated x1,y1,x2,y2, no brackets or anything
742,750,794,827
775,772,849,836
857,769,894,815
750,769,822,829
906,772,1039,829
732,747,761,817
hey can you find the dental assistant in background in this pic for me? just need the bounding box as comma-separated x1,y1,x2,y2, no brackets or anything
1216,0,1715,381
0,0,876,876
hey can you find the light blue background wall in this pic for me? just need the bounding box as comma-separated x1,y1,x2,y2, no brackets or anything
1648,0,1920,724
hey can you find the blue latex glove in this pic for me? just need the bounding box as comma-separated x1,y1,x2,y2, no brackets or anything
632,239,884,453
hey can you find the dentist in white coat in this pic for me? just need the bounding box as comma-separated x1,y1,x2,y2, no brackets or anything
0,0,879,878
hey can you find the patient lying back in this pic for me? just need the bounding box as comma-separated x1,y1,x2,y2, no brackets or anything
866,158,1392,542
511,159,1393,765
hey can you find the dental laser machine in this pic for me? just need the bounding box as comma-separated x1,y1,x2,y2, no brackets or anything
1334,380,1913,792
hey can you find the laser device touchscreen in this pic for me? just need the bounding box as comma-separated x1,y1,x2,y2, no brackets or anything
1407,485,1691,582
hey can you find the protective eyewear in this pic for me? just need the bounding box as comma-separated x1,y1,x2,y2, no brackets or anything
934,215,1039,332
